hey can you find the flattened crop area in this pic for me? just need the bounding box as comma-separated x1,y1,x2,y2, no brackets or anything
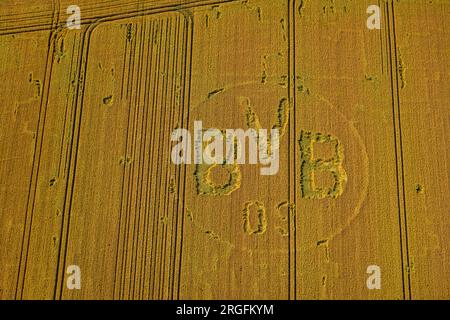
0,0,448,299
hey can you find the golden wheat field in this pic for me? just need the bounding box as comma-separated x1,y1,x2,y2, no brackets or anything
0,0,448,300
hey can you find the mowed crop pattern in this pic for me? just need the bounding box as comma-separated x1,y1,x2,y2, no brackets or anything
0,0,448,300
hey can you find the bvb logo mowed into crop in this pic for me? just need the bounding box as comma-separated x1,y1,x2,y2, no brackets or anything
170,83,348,200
